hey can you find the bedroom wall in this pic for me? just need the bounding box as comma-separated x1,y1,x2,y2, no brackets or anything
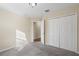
0,8,16,50
0,8,32,50
16,17,32,43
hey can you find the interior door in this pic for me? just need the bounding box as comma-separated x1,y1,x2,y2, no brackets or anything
60,15,77,52
41,20,45,44
48,19,60,47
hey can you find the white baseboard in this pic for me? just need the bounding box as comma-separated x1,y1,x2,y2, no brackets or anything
0,47,14,52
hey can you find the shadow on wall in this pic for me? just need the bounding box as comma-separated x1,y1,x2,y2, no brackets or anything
16,29,28,51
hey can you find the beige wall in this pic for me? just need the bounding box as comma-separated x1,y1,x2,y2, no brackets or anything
0,9,16,50
33,22,41,39
16,17,32,42
0,8,32,50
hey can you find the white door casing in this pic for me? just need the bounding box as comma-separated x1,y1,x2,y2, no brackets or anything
41,20,45,44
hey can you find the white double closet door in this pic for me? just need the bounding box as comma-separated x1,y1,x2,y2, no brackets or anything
48,14,77,52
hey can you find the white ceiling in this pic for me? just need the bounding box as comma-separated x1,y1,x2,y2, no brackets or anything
0,3,79,17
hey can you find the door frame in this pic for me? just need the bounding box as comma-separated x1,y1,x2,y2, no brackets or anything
41,19,45,44
32,20,45,44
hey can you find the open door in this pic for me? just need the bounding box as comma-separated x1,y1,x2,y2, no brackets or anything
41,20,45,44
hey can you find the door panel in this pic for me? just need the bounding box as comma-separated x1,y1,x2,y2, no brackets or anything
60,15,77,52
48,19,60,47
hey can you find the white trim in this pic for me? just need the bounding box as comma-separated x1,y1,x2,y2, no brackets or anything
32,21,34,42
0,47,14,52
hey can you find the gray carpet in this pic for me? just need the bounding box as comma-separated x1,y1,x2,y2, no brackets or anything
0,42,79,56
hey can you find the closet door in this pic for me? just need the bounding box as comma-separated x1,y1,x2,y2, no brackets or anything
60,15,77,52
48,19,60,47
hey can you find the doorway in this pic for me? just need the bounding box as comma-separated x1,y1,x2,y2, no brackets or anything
32,20,45,44
33,21,41,42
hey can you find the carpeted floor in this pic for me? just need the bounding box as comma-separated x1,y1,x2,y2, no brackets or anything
0,42,79,56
